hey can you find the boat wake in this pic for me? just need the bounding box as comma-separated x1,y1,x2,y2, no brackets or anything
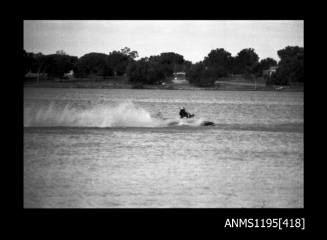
24,101,213,128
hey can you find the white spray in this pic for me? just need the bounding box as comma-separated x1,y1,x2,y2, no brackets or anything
24,101,207,128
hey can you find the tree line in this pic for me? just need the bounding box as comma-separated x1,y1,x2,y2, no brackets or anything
23,46,303,86
186,47,303,87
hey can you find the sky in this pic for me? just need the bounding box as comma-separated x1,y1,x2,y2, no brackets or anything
24,20,303,63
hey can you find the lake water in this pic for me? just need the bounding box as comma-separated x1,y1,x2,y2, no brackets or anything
24,88,303,208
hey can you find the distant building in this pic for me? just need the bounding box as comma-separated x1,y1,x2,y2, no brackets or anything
174,72,186,77
263,66,278,77
64,70,74,79
24,71,47,79
172,72,188,84
274,86,284,91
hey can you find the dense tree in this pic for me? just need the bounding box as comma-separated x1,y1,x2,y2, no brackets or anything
233,48,259,74
186,48,233,86
126,60,147,84
120,47,139,60
56,50,67,55
29,52,46,73
75,52,112,78
107,47,138,76
24,46,303,87
126,58,166,85
151,52,185,77
203,48,232,78
146,61,166,84
42,54,78,78
158,52,184,65
186,62,204,85
30,52,48,83
23,50,36,75
181,60,192,73
24,51,77,81
253,57,278,77
107,51,130,76
260,58,278,71
74,47,138,78
273,46,304,85
186,62,215,87
126,52,186,85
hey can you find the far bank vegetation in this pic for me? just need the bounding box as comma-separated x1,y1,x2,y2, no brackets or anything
24,46,304,88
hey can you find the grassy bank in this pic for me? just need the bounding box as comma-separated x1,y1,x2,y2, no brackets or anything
23,77,303,92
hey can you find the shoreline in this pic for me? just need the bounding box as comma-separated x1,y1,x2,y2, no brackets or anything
23,81,303,92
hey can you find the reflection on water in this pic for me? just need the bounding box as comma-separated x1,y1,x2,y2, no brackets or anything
24,88,303,208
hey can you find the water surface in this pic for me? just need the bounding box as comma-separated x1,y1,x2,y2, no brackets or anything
24,88,303,208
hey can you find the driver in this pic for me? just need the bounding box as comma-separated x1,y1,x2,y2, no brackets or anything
179,107,190,118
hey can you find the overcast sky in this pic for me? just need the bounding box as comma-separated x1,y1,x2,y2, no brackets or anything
24,20,303,63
